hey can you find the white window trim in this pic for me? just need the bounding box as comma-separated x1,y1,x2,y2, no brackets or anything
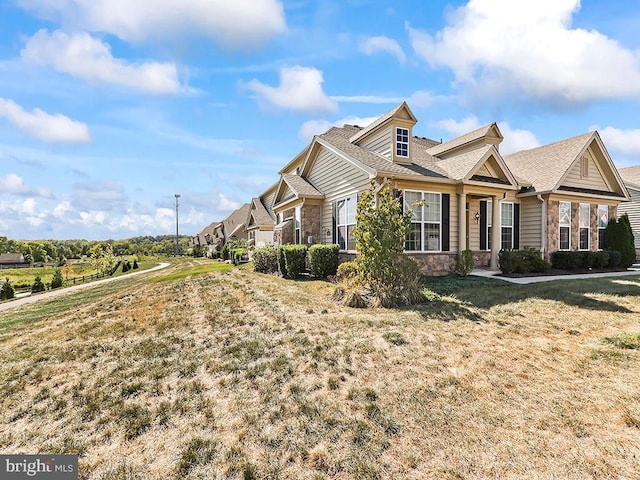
578,203,590,251
559,201,571,251
500,202,514,250
336,192,358,252
396,127,409,158
597,204,608,251
294,206,301,245
404,190,442,253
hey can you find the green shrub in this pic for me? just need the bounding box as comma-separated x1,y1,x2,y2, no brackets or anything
253,245,278,274
455,250,474,276
500,248,550,274
592,250,610,269
606,215,636,267
31,275,46,293
550,251,582,270
281,245,307,279
50,268,64,289
308,244,339,278
336,261,359,281
0,279,15,300
230,248,248,265
222,239,246,262
277,246,287,277
608,250,622,268
133,259,139,269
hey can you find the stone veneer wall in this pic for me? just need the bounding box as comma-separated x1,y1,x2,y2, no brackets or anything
546,200,559,256
409,253,458,276
301,205,321,245
571,203,580,250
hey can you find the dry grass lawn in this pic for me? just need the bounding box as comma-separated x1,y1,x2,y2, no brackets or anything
1,259,640,479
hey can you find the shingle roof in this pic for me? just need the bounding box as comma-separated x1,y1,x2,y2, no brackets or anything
222,203,250,238
281,173,323,197
248,197,274,227
349,102,415,144
434,146,493,181
619,165,640,188
504,132,593,192
427,123,498,157
320,126,450,179
0,253,25,263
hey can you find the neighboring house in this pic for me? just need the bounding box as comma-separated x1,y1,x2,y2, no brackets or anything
267,102,629,274
617,166,640,254
246,183,277,247
221,203,251,243
190,221,221,256
0,253,28,268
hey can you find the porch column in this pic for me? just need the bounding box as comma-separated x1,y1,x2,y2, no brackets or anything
490,195,501,270
458,192,467,252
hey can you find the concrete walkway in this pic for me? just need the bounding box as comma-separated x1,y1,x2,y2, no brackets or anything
471,268,640,284
0,262,170,313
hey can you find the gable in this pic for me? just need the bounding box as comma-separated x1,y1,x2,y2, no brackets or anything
561,148,609,191
467,151,514,185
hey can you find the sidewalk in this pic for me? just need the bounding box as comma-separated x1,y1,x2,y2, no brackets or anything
471,268,640,285
0,262,170,313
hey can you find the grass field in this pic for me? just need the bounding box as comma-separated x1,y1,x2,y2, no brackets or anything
1,259,639,479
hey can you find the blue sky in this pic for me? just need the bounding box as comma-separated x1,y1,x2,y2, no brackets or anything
1,0,640,240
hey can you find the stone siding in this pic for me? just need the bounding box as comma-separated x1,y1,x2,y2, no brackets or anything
409,253,458,276
547,200,559,256
301,204,321,245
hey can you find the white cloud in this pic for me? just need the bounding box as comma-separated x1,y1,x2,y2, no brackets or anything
22,30,181,94
0,172,54,198
331,90,441,107
245,66,338,114
597,126,640,157
0,97,90,143
299,115,378,142
18,0,286,50
433,116,539,155
53,201,73,218
408,0,640,104
217,193,241,211
360,36,406,64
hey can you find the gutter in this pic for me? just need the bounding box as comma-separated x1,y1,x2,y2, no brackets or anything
537,194,546,258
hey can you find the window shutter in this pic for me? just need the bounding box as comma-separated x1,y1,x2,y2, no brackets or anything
514,203,520,250
331,202,336,245
480,200,487,251
441,193,450,252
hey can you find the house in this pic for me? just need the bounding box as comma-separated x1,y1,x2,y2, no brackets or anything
267,102,629,274
189,221,221,256
616,166,640,254
0,253,28,268
246,183,277,247
221,203,251,243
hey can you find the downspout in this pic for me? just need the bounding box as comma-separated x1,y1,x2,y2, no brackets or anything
537,194,546,258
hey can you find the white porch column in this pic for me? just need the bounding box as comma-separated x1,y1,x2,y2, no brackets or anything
458,192,467,252
490,195,501,270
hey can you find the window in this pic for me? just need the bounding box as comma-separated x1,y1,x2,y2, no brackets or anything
396,127,409,158
559,201,571,250
501,202,514,250
404,191,441,252
579,203,590,250
598,205,608,250
336,194,357,251
294,206,301,244
486,201,493,250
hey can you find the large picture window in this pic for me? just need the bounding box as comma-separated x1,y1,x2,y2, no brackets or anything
598,205,608,250
336,194,357,251
396,127,409,158
501,202,514,250
559,201,571,250
404,191,441,252
579,203,590,250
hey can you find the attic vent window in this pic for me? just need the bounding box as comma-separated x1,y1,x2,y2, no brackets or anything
581,155,589,178
396,127,409,158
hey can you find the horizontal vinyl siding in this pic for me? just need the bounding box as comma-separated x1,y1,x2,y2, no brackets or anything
520,197,542,249
360,127,392,159
618,190,640,248
562,155,609,191
307,147,371,244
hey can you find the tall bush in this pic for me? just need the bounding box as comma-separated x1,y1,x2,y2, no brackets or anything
50,268,64,289
281,245,307,279
605,215,636,267
253,245,278,274
354,181,423,307
309,244,339,278
455,250,474,276
0,279,15,300
277,246,287,277
32,275,46,293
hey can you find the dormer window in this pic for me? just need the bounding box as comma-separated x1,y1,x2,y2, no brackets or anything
396,127,409,158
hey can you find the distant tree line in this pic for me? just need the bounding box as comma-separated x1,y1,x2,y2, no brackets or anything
0,235,191,264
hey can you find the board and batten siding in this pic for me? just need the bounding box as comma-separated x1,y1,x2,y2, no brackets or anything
520,197,542,249
359,127,392,159
306,147,372,244
617,187,640,248
561,152,609,192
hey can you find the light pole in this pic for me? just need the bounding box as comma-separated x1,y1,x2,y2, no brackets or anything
174,194,181,256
